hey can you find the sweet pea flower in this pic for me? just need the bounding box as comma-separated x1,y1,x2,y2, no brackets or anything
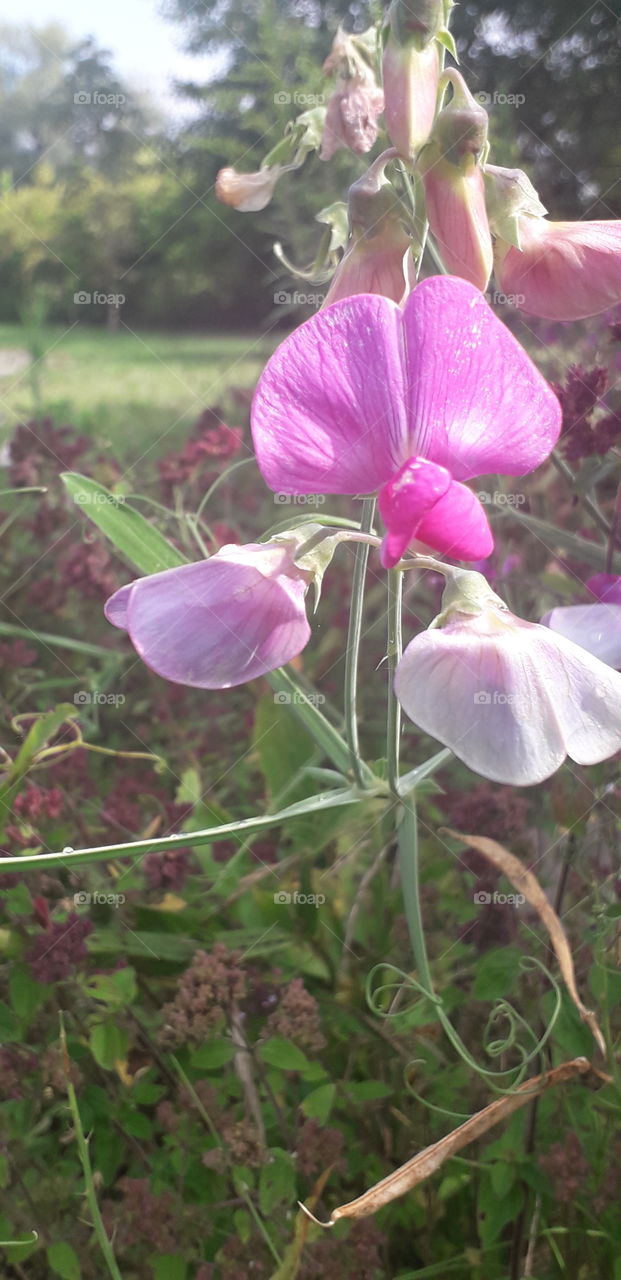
418,72,493,290
323,157,415,307
251,276,561,568
542,575,621,669
394,571,621,785
105,542,314,689
320,27,384,161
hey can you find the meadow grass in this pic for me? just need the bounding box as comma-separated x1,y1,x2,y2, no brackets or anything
0,321,279,465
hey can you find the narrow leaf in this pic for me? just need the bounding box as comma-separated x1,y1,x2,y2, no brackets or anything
62,473,187,575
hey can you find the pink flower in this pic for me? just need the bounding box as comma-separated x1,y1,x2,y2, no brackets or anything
251,276,561,568
323,159,415,307
394,574,621,785
382,36,440,159
494,217,621,321
418,72,493,290
105,543,312,689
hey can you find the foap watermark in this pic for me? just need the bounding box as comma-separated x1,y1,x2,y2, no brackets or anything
473,690,520,707
74,690,126,707
273,690,325,706
474,890,525,907
72,491,126,506
477,491,526,507
487,290,526,308
273,889,326,908
274,492,325,507
274,290,325,308
274,91,325,107
474,90,525,108
74,290,125,308
74,890,126,907
73,90,126,108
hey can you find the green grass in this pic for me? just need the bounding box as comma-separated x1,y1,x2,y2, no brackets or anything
0,322,278,464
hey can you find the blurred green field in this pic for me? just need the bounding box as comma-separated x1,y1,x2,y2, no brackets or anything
0,322,278,464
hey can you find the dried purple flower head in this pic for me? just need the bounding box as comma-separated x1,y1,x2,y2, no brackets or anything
264,978,326,1055
159,943,247,1048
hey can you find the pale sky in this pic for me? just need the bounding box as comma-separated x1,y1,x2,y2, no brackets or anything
10,0,220,117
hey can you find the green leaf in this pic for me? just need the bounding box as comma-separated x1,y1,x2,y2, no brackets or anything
0,1002,19,1042
472,946,522,1001
9,965,46,1022
82,967,137,1010
0,1156,8,1190
300,1082,336,1123
62,473,188,576
258,1037,310,1072
190,1040,236,1070
89,1020,129,1069
477,1176,524,1248
259,1148,296,1215
152,1258,187,1280
47,1242,81,1280
343,1080,392,1102
0,788,364,873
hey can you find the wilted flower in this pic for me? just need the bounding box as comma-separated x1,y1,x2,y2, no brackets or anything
105,541,313,689
320,29,383,160
215,165,283,213
418,71,493,290
395,570,621,785
252,276,560,568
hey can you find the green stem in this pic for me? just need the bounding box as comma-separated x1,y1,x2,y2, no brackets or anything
551,450,611,538
60,1015,124,1280
344,497,376,787
398,793,434,994
387,568,403,793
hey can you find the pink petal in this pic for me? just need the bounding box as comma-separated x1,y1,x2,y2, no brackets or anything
251,295,407,495
378,456,493,567
401,276,562,479
421,162,493,291
495,219,621,321
542,604,621,668
104,546,311,689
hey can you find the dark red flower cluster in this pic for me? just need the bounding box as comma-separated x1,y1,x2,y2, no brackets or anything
555,365,621,461
26,913,92,983
158,411,243,493
14,784,64,823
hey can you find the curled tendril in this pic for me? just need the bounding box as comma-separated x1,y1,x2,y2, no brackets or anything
366,954,563,1093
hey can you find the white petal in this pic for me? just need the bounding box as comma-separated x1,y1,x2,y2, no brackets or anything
542,604,621,668
532,625,621,766
395,626,567,786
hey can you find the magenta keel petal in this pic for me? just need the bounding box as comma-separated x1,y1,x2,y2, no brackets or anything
378,456,493,566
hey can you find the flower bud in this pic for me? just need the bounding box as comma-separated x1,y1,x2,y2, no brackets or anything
382,25,440,157
322,158,415,306
485,164,547,248
386,0,446,50
215,165,281,213
418,72,493,289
